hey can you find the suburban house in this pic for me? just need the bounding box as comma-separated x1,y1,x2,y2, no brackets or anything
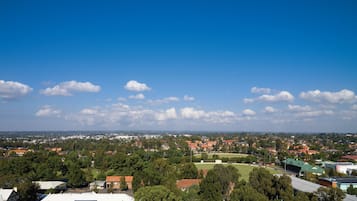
176,179,201,191
7,148,31,157
106,176,133,190
0,189,18,201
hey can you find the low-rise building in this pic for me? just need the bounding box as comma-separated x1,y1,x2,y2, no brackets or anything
323,162,357,175
41,192,134,201
106,176,133,190
89,181,106,190
33,181,66,193
0,189,18,201
283,158,324,176
319,177,357,192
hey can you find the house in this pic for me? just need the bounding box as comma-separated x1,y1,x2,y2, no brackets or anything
319,177,357,192
33,181,66,193
41,192,134,201
0,189,19,201
106,176,133,190
176,179,201,191
7,148,31,157
282,158,324,176
89,181,106,190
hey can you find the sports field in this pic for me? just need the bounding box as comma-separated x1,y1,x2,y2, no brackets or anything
195,163,281,182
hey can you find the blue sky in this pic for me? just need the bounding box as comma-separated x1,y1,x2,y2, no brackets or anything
1,0,357,132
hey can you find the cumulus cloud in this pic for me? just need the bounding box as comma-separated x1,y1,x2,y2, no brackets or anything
129,93,145,100
36,105,61,117
148,96,179,105
287,104,334,118
264,106,277,113
288,104,312,112
40,81,100,96
295,110,334,118
352,105,357,110
181,107,206,119
242,109,256,116
251,87,271,94
124,80,151,92
155,108,177,121
180,107,236,123
258,91,294,102
0,80,33,99
245,90,294,103
183,95,195,101
300,89,357,104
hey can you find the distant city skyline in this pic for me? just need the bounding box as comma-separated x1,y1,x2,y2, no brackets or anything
1,1,357,132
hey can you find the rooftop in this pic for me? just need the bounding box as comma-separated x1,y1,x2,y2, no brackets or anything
41,192,134,201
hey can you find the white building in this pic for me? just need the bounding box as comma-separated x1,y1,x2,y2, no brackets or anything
41,192,134,201
33,181,66,192
324,162,357,175
0,189,18,201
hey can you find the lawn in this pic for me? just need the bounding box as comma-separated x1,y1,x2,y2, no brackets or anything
195,163,281,182
193,152,249,159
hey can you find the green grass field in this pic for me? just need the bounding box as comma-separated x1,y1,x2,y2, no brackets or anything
195,163,281,182
193,152,249,159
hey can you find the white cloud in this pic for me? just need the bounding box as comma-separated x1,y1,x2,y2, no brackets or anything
251,87,271,94
288,104,312,112
180,107,206,119
242,109,256,116
243,98,254,104
180,107,236,123
264,106,277,113
183,95,195,101
36,105,61,117
352,105,357,110
124,80,151,92
148,96,179,104
129,93,145,100
40,81,100,96
155,108,177,121
80,108,98,115
0,80,33,99
258,91,294,102
300,89,357,104
295,110,334,118
244,90,294,103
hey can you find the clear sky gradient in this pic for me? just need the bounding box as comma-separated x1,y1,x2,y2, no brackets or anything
1,0,357,132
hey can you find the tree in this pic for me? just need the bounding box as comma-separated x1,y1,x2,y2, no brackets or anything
120,176,128,191
315,187,345,201
66,163,87,188
230,185,268,201
275,174,294,200
181,185,200,201
18,181,39,201
199,164,240,201
199,170,222,201
180,163,198,179
249,168,276,200
294,191,311,201
134,185,181,201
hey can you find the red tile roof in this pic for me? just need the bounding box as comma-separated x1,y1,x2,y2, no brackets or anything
106,176,133,183
176,179,201,189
